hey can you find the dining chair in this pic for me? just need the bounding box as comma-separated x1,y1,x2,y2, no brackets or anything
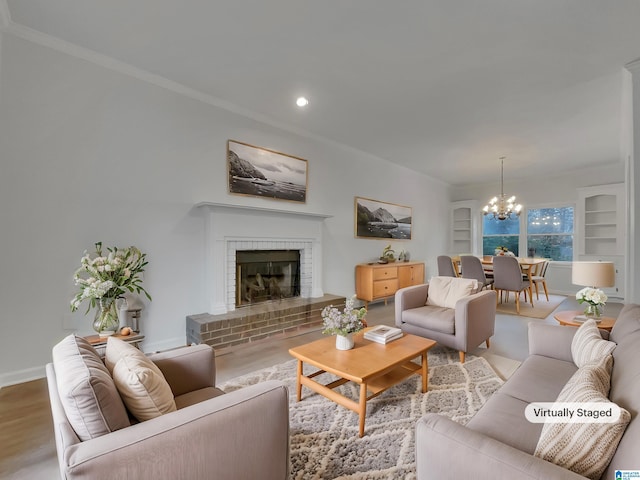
530,260,550,301
492,256,533,314
437,255,458,277
460,255,494,290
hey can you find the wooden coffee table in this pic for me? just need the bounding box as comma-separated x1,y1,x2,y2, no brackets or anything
553,310,616,332
289,328,436,437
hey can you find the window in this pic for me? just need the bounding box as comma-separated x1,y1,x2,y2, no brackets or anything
483,216,519,256
526,207,574,261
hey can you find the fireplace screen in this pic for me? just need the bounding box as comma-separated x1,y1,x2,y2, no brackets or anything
236,250,301,307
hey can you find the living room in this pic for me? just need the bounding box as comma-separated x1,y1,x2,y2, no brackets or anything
2,1,640,479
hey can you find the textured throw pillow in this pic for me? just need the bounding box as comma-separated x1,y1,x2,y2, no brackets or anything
52,335,130,441
426,276,479,309
534,355,630,480
561,354,614,398
571,319,616,367
105,337,177,421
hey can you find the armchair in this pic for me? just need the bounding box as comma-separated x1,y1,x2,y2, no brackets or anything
395,281,496,363
46,337,289,480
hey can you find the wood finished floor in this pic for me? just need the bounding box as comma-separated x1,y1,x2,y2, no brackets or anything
0,296,623,479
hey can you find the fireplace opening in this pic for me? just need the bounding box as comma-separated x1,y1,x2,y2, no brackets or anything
236,250,301,307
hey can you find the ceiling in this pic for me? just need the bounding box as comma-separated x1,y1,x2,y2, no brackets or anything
3,0,640,185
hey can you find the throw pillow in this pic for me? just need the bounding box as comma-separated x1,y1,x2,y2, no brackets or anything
571,319,616,367
561,354,613,398
534,355,630,480
426,276,479,309
51,335,130,441
105,337,177,421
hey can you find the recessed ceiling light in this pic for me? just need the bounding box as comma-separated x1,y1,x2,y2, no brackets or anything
296,97,309,107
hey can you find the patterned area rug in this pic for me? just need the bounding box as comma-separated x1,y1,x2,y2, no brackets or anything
219,345,504,479
496,293,567,318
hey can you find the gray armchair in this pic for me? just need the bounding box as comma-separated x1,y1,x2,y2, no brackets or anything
395,282,496,363
46,338,289,480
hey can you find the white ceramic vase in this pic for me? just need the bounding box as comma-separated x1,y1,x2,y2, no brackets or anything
335,333,355,350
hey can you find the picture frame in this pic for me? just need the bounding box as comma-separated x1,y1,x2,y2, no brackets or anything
227,140,308,203
355,197,412,240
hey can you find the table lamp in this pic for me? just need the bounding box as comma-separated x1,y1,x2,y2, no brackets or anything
571,261,615,289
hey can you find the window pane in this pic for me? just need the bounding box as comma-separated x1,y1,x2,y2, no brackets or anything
483,216,520,235
527,207,574,235
483,236,519,256
527,235,573,261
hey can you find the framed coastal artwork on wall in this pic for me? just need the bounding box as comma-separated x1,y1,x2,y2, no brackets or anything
227,140,308,203
355,197,412,239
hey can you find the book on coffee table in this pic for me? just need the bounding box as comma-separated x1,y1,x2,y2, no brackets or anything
364,325,403,344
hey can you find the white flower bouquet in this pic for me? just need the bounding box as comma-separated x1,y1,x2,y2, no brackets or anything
321,297,367,336
70,242,152,313
576,287,607,318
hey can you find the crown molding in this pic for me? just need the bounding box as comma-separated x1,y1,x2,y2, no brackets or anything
0,18,443,186
2,21,352,154
625,57,640,73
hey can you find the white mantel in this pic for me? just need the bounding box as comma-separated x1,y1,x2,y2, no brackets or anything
196,202,332,314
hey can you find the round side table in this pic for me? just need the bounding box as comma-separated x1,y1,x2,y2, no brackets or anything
553,310,616,332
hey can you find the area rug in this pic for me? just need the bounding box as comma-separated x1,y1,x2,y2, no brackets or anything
496,293,566,318
219,345,504,479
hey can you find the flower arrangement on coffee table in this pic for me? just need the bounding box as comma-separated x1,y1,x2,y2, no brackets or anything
322,296,367,350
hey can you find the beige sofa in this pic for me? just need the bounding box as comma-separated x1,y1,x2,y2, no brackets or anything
46,336,289,480
395,280,496,362
415,304,640,479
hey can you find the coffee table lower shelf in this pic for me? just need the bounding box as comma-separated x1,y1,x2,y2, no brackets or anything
290,330,435,437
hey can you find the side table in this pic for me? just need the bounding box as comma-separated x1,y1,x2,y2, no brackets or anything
84,332,145,357
553,310,616,332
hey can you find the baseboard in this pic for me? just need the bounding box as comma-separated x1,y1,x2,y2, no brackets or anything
0,336,188,388
0,365,45,388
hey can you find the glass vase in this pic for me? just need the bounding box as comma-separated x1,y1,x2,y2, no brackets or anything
335,333,355,351
584,304,602,319
93,296,120,336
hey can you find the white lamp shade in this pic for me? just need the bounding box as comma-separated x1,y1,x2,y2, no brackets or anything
572,261,615,288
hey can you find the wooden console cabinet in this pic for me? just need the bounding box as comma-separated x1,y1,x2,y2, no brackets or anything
355,261,425,307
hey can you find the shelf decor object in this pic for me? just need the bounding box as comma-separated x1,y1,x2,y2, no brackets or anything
227,139,308,203
482,157,522,220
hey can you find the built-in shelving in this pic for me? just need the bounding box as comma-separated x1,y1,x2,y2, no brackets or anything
450,201,478,255
576,184,626,299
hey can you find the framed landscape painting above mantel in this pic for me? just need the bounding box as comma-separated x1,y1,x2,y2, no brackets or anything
227,140,308,203
355,197,412,239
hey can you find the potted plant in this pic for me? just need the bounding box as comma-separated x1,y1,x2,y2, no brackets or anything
70,242,152,336
321,297,367,350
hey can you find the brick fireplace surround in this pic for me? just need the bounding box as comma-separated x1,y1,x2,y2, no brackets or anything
187,202,344,351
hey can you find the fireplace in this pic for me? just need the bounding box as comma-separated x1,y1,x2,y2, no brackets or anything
236,249,301,307
196,202,331,314
188,202,339,351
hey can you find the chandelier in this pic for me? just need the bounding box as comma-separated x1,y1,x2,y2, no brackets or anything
482,157,522,220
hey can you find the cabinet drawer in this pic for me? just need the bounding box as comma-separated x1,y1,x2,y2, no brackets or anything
373,267,398,280
373,279,398,297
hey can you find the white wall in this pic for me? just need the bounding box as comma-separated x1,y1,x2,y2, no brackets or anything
0,33,450,385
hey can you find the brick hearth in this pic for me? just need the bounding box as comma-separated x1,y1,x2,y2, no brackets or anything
186,294,346,352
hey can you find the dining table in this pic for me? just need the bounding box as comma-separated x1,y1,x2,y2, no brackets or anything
480,256,546,281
